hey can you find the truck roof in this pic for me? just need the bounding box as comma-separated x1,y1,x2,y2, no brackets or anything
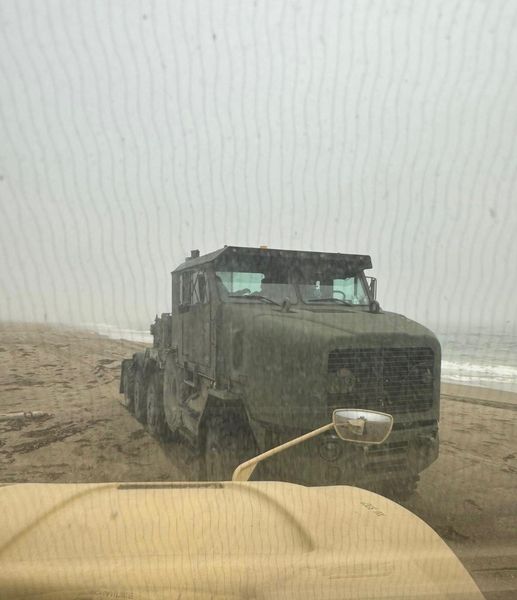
173,245,372,273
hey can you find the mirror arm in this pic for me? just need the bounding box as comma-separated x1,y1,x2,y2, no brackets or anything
232,422,335,482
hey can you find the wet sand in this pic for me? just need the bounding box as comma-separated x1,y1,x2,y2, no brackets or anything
1,322,516,598
0,322,180,484
410,383,517,599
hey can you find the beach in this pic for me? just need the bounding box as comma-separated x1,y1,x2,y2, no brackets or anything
0,322,516,598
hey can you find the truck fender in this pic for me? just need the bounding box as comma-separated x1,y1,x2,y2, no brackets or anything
132,351,147,371
198,392,256,448
143,357,160,381
132,351,160,382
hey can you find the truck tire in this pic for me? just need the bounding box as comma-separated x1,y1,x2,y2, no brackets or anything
146,371,170,441
203,413,256,481
121,366,135,411
163,355,186,434
133,368,147,424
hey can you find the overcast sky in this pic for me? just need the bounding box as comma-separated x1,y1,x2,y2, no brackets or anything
1,0,516,334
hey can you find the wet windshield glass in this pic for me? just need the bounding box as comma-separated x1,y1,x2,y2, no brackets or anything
298,276,369,306
216,270,297,304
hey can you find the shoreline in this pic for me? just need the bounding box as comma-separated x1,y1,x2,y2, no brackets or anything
441,382,517,409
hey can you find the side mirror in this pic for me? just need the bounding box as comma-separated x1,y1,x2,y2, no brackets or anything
333,409,393,445
366,276,377,300
232,408,393,482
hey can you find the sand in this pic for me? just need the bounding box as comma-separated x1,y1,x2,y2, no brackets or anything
0,322,186,484
1,322,516,598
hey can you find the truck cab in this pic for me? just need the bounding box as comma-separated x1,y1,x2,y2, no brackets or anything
121,246,440,499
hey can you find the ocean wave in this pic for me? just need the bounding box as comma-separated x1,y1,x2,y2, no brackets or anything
442,360,517,379
441,360,517,392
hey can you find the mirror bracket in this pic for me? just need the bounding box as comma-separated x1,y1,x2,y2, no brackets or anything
232,409,393,482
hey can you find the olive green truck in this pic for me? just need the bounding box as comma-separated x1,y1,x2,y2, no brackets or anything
120,245,440,498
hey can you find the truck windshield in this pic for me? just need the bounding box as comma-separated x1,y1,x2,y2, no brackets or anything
216,271,297,304
297,275,370,306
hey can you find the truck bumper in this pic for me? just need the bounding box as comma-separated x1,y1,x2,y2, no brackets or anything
260,421,439,487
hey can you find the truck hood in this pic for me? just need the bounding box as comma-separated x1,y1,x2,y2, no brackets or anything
251,307,439,348
226,306,440,428
0,481,481,600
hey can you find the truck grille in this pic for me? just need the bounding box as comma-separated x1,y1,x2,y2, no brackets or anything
327,347,434,414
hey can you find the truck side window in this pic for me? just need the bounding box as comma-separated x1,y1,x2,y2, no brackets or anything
192,271,209,304
180,270,209,306
180,271,192,306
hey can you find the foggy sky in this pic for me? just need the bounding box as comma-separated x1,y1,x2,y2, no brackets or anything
1,0,516,334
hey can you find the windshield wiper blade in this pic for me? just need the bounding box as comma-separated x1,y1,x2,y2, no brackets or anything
228,293,280,306
247,294,281,305
306,298,354,306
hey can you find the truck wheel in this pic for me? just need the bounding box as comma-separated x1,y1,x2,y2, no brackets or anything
203,414,256,481
146,371,170,441
121,367,135,411
133,368,148,424
163,355,186,434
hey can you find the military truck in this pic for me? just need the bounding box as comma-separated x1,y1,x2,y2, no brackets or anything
120,245,440,498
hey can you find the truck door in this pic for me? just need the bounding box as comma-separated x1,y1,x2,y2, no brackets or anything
179,269,211,371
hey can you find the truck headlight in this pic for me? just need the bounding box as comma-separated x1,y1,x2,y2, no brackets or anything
336,367,356,393
319,438,342,462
